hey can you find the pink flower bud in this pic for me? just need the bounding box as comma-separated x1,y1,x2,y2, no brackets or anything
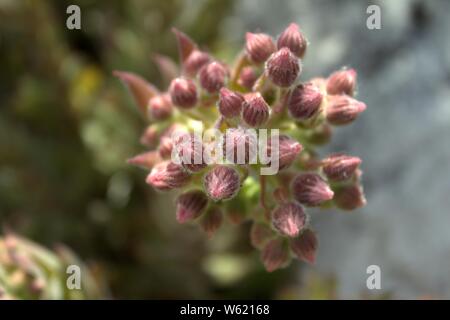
290,229,318,264
113,71,158,114
277,23,307,58
272,201,306,237
218,88,244,118
223,128,257,164
237,66,258,90
157,136,173,159
172,28,197,62
169,77,198,109
152,53,178,84
292,173,334,206
140,125,159,147
326,68,357,96
266,135,303,170
199,61,228,93
261,238,290,272
245,32,276,64
148,93,172,120
176,190,208,223
265,47,300,87
204,165,240,201
184,50,210,76
127,151,162,169
326,95,366,125
200,207,223,238
146,161,190,191
242,92,270,127
250,222,275,249
322,154,362,181
334,184,366,210
288,83,323,120
173,132,207,173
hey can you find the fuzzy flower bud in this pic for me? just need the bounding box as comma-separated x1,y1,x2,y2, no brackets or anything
218,88,244,118
261,238,290,272
272,201,306,237
157,136,173,159
277,23,307,58
250,223,275,249
127,151,162,169
204,165,240,201
322,154,362,181
288,83,323,120
290,229,318,264
242,92,270,127
199,61,228,93
333,184,366,211
266,134,303,170
169,77,198,109
265,47,300,87
184,50,210,76
326,95,366,125
326,68,357,96
146,161,190,191
148,93,172,120
292,173,334,206
173,132,207,173
245,32,276,64
223,128,257,164
172,27,197,62
176,190,208,223
200,207,223,238
238,66,258,90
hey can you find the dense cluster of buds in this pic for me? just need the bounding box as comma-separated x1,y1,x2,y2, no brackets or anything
0,232,104,299
116,23,366,272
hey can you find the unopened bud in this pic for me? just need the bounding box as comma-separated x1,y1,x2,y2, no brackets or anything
146,161,190,191
184,50,210,76
127,151,162,169
288,83,323,120
322,154,361,181
265,47,300,87
326,95,366,125
199,62,228,93
290,229,318,264
250,223,275,249
169,77,198,109
223,128,257,164
175,190,208,223
245,32,276,64
333,184,366,210
292,173,334,206
326,68,357,96
266,135,303,170
242,92,270,127
158,137,173,159
238,67,258,90
218,88,244,118
172,28,197,62
261,238,290,272
140,125,159,147
277,23,307,58
148,93,172,120
173,132,207,172
272,201,306,237
200,207,223,238
204,165,241,201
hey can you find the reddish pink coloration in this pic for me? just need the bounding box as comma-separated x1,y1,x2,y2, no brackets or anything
184,50,210,76
199,61,228,93
113,71,158,113
322,154,362,181
326,95,366,125
290,229,318,264
200,207,223,238
169,77,198,108
127,151,162,169
176,190,208,223
172,27,197,62
148,93,172,120
204,165,240,201
265,47,300,87
218,88,244,118
245,32,276,64
326,68,357,96
152,53,178,84
333,184,366,210
288,83,323,120
292,173,334,206
242,92,270,127
261,238,290,272
157,136,173,159
250,223,274,249
173,132,207,173
223,128,257,164
238,66,258,90
140,125,159,147
146,161,190,191
272,201,306,237
277,23,307,58
266,135,303,170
